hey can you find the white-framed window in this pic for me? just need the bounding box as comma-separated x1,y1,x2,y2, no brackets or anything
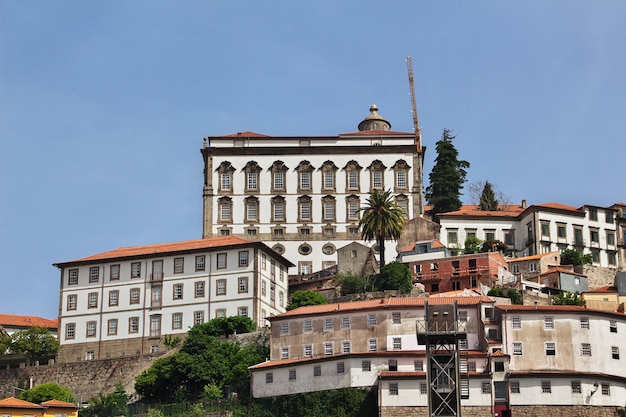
342,341,351,353
239,251,249,267
247,172,258,191
414,360,424,371
109,290,119,306
393,337,402,350
512,316,521,329
482,381,492,394
196,255,205,271
220,172,231,191
273,171,284,191
513,342,523,355
610,320,617,333
174,257,184,274
571,381,582,394
173,283,183,300
219,199,232,221
303,319,313,333
392,312,401,324
601,384,610,396
544,316,554,329
299,200,311,221
89,266,99,283
581,343,592,356
129,317,139,333
86,321,97,337
216,279,226,295
545,342,556,356
86,351,95,361
65,323,75,339
368,338,377,352
239,277,248,293
150,315,161,337
131,262,141,278
348,171,359,189
323,171,334,190
323,201,335,221
368,314,377,326
341,316,350,329
216,253,227,269
172,312,183,329
372,170,383,189
67,294,77,310
580,317,589,329
362,360,371,372
324,342,333,355
510,381,520,394
130,288,140,304
324,318,333,331
246,198,259,222
107,319,118,335
529,262,538,272
281,347,289,359
612,346,620,359
300,171,311,190
389,382,398,396
195,281,205,298
238,306,248,317
304,344,313,358
88,292,98,308
68,268,79,285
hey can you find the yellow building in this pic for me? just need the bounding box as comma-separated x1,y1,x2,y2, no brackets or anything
0,397,78,417
582,285,626,312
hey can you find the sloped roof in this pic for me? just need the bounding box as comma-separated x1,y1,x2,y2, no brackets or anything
41,399,78,409
54,236,293,267
496,304,587,312
0,314,58,330
538,267,586,277
508,251,559,262
437,204,526,218
215,131,271,138
272,296,494,320
583,286,617,294
339,130,414,136
0,397,43,409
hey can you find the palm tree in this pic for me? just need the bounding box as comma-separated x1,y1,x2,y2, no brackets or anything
358,189,407,268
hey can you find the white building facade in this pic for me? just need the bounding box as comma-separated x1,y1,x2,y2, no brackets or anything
54,236,293,363
437,202,619,269
250,297,625,416
200,105,424,275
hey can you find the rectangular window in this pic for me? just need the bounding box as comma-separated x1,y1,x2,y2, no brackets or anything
86,321,97,337
510,381,520,394
194,310,204,325
173,283,183,300
220,202,231,221
300,202,311,221
342,341,351,353
88,292,98,308
130,288,140,304
195,281,205,297
393,337,402,350
247,172,258,190
448,231,458,244
303,319,313,333
107,319,118,335
482,381,492,394
67,294,77,310
313,365,321,377
273,202,285,221
372,171,383,189
545,342,556,356
389,382,398,396
348,171,358,189
273,172,284,190
580,317,589,329
323,202,334,221
392,312,401,324
110,264,120,280
131,262,141,278
348,202,359,220
65,323,75,339
324,342,333,355
420,383,427,395
265,372,273,384
512,316,521,329
607,232,615,245
544,317,554,329
369,338,377,352
89,267,99,283
196,255,205,271
238,306,248,317
581,343,592,356
150,315,161,337
396,171,407,188
172,312,183,329
239,277,248,293
300,172,311,190
109,290,119,307
239,251,249,267
86,351,95,361
337,362,345,374
612,346,620,359
324,318,333,331
174,257,184,274
215,308,226,318
324,171,334,189
513,342,523,355
414,360,423,371
610,320,617,333
216,253,227,269
304,345,313,358
289,369,296,381
341,316,350,329
368,314,377,326
571,381,581,394
68,268,79,285
541,381,551,393
589,208,598,221
541,222,550,237
129,317,139,333
361,360,372,372
216,279,226,295
388,360,397,371
281,347,289,359
221,172,231,191
601,384,610,396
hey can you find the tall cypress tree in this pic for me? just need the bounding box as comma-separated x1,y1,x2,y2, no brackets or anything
425,129,470,216
479,181,499,211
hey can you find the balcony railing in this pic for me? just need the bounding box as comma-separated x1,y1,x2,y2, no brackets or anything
416,318,468,335
150,272,164,282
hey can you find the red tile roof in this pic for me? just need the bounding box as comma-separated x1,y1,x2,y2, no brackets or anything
0,397,43,409
0,314,58,330
272,296,493,320
533,202,580,212
583,286,617,294
217,131,271,138
41,399,78,409
508,251,559,262
55,236,268,266
378,371,426,378
497,305,588,313
339,130,414,136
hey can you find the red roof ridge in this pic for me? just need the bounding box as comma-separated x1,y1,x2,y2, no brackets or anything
0,397,43,409
0,314,58,329
218,131,270,138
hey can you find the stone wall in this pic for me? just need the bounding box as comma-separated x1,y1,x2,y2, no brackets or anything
512,405,621,417
380,406,428,417
0,354,163,402
583,265,617,289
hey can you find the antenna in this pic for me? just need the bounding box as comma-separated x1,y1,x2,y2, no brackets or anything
406,56,424,215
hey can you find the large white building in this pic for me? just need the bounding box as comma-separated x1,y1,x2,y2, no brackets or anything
53,236,293,363
436,202,620,270
200,105,424,275
249,297,625,416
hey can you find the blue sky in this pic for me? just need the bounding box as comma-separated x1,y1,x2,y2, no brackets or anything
1,1,625,319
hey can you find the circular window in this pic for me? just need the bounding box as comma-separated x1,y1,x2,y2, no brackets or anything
373,245,381,254
322,243,336,255
272,244,285,254
298,243,312,255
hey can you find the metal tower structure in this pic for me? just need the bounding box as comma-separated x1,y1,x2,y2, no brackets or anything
406,56,425,216
416,301,468,417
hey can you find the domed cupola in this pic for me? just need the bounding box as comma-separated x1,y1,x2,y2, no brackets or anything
357,104,391,131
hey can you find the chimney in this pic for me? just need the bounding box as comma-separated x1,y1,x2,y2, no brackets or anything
521,199,527,209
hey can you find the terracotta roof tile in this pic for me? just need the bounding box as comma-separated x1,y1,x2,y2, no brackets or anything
533,202,580,212
508,251,559,262
272,296,493,320
41,399,79,408
339,130,414,136
217,131,271,138
497,305,588,312
0,314,58,330
0,397,43,409
55,236,261,265
378,371,426,378
583,286,617,294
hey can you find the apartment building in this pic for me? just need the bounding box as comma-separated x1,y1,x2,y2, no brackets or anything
53,236,293,363
437,202,620,270
200,105,424,275
249,297,625,416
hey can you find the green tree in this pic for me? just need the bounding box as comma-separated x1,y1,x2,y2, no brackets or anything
19,383,76,404
358,189,407,268
5,326,60,365
479,181,499,211
339,271,368,295
425,129,470,215
481,239,508,253
507,288,523,305
552,291,586,306
82,383,129,417
287,290,328,311
560,249,592,266
378,262,413,294
464,236,482,254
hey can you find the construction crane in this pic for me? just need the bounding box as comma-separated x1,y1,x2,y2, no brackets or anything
407,56,425,216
